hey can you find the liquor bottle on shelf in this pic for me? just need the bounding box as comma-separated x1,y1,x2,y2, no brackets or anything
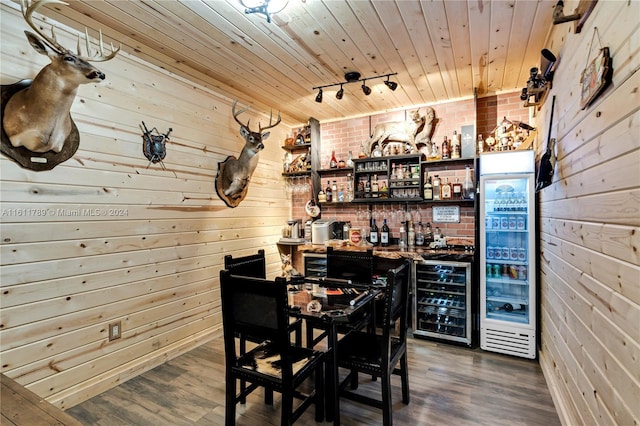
371,174,379,198
441,177,452,200
399,222,407,249
338,184,345,202
390,163,397,180
325,180,332,202
381,219,390,247
477,134,485,154
346,150,354,168
452,178,462,199
370,218,379,246
331,180,337,202
451,131,461,159
423,172,433,200
462,165,475,200
330,150,338,168
432,175,441,200
441,136,450,160
364,176,371,198
415,221,425,246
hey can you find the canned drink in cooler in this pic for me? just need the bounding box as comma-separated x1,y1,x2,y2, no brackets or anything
509,216,517,230
492,216,500,229
510,247,519,261
516,216,526,230
487,246,495,259
518,265,527,280
501,216,510,229
501,246,510,259
509,265,519,279
494,247,502,260
518,247,526,261
492,264,501,278
485,217,493,230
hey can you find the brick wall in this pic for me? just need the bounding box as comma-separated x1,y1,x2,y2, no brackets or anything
292,91,529,241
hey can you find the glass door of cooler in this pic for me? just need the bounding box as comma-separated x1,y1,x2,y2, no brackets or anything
413,260,472,346
480,175,535,328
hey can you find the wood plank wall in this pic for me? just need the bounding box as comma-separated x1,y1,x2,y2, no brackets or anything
0,3,293,409
534,1,640,425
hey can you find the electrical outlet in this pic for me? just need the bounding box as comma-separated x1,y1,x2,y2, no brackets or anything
108,321,121,341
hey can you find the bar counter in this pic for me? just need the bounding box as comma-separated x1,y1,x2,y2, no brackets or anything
297,243,475,263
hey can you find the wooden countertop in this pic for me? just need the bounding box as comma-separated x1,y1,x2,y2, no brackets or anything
1,374,83,425
297,243,475,262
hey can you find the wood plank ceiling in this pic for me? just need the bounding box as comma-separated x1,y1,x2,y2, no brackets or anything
14,0,556,124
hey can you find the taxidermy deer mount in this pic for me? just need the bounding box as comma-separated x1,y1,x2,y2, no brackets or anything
215,100,281,208
1,0,120,171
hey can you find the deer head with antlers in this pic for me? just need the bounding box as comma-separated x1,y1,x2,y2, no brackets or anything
215,100,281,208
1,0,120,170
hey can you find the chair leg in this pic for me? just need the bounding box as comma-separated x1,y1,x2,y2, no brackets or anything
306,324,315,348
381,373,393,426
239,336,247,404
350,369,359,389
400,353,410,404
281,389,293,426
315,362,325,422
265,388,274,405
294,324,302,346
225,375,236,426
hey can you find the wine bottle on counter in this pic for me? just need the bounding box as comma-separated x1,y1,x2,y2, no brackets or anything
416,221,425,246
408,221,415,248
381,219,390,247
325,180,332,202
370,219,379,246
425,222,433,244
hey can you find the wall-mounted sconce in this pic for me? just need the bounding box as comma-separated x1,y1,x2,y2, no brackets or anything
520,49,556,108
240,0,288,23
312,72,398,103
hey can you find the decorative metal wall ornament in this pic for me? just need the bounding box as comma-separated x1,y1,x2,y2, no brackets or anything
141,121,171,169
580,27,612,110
215,100,281,208
1,0,120,171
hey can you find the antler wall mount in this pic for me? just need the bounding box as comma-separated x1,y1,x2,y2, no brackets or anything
215,100,281,207
1,0,120,171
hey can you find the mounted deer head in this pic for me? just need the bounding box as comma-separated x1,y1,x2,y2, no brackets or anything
215,100,281,208
2,0,120,162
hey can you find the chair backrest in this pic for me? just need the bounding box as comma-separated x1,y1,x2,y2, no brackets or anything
381,260,411,361
224,249,266,279
326,247,374,287
219,270,290,356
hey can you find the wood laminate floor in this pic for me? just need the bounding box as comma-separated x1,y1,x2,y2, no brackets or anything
67,335,560,426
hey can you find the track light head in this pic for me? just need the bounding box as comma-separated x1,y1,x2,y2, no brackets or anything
361,82,371,96
384,77,398,91
336,85,344,100
315,88,323,103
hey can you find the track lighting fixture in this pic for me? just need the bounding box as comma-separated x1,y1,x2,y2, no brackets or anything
361,81,371,96
312,72,398,101
384,76,398,91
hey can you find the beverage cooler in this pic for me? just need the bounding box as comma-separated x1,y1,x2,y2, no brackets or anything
479,150,536,359
413,260,472,346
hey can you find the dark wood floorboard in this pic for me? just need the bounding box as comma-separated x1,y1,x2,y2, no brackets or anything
67,336,560,426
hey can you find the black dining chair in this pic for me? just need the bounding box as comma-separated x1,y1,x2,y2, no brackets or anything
326,247,374,287
335,260,411,426
224,250,303,404
220,270,325,426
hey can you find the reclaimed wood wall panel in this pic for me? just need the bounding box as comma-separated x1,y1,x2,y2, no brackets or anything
535,1,640,425
0,3,292,409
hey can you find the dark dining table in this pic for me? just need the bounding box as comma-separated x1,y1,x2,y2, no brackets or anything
288,281,381,425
